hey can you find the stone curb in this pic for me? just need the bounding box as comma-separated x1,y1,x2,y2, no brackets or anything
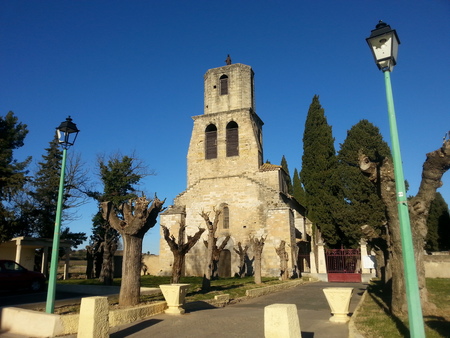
245,279,311,298
348,289,367,338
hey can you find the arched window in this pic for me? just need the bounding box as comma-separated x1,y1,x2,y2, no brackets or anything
222,206,229,229
220,75,228,95
226,121,239,157
205,124,217,159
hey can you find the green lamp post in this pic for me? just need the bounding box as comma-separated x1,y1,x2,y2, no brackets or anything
366,21,425,337
45,116,80,314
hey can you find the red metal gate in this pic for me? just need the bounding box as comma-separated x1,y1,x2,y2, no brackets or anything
325,248,361,282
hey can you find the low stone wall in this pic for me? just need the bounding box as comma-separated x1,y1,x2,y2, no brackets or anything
109,301,166,327
245,280,307,298
0,301,167,337
424,254,450,278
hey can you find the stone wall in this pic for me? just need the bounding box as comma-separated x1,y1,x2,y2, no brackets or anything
424,254,450,278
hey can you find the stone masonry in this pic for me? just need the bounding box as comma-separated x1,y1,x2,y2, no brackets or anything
159,62,311,277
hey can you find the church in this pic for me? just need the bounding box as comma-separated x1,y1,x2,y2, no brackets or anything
159,60,312,277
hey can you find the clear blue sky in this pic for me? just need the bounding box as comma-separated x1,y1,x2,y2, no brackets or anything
2,1,449,254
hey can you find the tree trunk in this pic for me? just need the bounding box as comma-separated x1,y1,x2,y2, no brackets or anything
85,246,94,279
101,195,165,307
200,209,221,291
99,233,117,285
171,252,184,284
359,139,450,316
203,232,214,291
276,240,289,281
120,234,143,306
251,236,266,284
233,242,248,278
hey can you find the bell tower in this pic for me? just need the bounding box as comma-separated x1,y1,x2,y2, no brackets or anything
204,63,255,115
186,62,264,188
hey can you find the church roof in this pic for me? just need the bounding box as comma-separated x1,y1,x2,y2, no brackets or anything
260,163,282,172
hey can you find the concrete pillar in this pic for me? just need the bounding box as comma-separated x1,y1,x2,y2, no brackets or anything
41,246,49,277
264,304,301,338
360,239,371,274
64,247,70,280
317,242,327,274
309,251,317,274
15,242,22,265
77,296,109,338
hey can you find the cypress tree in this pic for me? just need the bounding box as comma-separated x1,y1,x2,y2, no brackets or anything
336,119,391,247
280,155,293,195
426,192,450,251
292,168,306,206
300,95,341,246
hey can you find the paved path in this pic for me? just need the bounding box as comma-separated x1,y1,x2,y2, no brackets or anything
107,282,367,338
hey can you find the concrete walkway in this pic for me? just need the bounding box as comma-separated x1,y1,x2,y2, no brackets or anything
106,282,367,338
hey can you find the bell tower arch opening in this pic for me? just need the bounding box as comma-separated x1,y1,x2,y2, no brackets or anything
220,75,228,95
205,124,217,159
226,121,239,157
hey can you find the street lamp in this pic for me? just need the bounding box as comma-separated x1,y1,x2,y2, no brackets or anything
45,116,80,314
366,21,425,337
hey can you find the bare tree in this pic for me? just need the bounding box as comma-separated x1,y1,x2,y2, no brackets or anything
275,240,289,281
250,235,266,284
233,242,249,278
161,220,205,284
101,195,165,306
199,209,221,291
204,235,231,279
359,139,450,315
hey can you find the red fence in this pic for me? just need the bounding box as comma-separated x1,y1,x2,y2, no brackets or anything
325,248,361,282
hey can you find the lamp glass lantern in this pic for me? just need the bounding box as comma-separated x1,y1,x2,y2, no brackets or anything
366,21,400,72
56,116,79,148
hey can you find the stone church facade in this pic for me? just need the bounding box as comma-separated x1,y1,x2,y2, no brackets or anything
159,62,312,277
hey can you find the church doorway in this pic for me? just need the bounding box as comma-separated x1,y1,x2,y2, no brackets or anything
218,249,232,277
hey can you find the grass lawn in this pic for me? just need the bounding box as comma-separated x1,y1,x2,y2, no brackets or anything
53,275,287,314
354,278,450,338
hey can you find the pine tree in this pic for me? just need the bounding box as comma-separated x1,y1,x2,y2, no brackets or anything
280,155,293,195
0,112,31,242
336,119,391,247
300,95,341,246
426,192,450,251
30,135,86,245
89,153,147,284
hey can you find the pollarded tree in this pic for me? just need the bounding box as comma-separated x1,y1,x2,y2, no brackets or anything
199,209,225,291
233,242,249,278
275,240,289,281
250,235,266,284
161,219,205,284
300,95,341,247
0,112,31,242
101,194,165,306
359,138,450,316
